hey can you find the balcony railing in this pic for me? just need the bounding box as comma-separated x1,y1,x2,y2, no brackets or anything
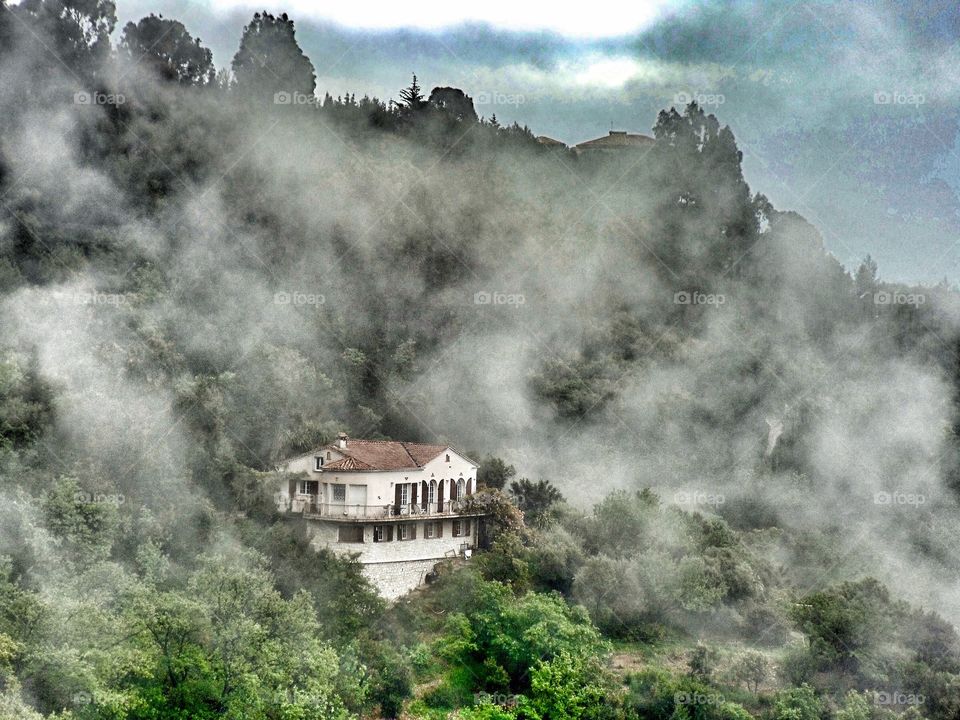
290,498,471,519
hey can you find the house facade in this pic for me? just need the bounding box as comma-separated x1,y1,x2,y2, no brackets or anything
276,434,482,599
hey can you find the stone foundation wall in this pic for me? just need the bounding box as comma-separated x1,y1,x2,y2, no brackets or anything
362,559,440,599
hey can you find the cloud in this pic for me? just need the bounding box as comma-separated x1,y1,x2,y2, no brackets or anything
205,0,680,38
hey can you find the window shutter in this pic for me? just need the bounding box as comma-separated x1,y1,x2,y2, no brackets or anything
421,480,429,509
394,484,402,512
411,483,418,506
467,479,473,496
387,525,394,541
437,479,444,511
412,523,418,539
437,521,443,537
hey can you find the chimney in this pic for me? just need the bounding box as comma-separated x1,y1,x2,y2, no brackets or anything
337,432,348,449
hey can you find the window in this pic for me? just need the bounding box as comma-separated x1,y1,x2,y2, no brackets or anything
425,521,435,538
456,478,466,499
332,484,346,503
373,525,393,542
297,480,318,495
399,483,410,506
428,479,436,505
315,456,323,470
337,525,364,543
453,519,472,537
397,523,417,541
326,451,331,460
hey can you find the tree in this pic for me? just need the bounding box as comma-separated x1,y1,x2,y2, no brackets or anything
789,578,893,675
772,685,822,720
854,254,879,298
478,456,516,490
508,478,563,528
731,650,769,693
428,86,478,122
120,14,215,85
13,0,116,77
231,11,316,103
398,73,426,113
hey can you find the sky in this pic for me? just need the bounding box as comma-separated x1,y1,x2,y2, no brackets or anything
116,0,960,285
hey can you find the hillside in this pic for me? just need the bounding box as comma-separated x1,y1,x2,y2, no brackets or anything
1,3,960,719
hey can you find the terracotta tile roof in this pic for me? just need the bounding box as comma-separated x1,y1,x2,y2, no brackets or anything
323,439,449,471
536,135,566,147
575,130,655,151
324,455,375,471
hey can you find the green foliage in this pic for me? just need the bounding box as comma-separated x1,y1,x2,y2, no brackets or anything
772,684,822,720
789,578,898,675
508,479,563,529
231,11,316,101
626,667,753,720
477,456,516,491
0,352,55,449
41,477,119,565
428,575,610,706
120,14,215,84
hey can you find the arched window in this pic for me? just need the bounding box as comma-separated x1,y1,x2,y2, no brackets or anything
429,479,436,506
456,478,466,500
466,478,473,496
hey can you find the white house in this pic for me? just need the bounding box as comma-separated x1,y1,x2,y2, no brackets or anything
276,433,483,599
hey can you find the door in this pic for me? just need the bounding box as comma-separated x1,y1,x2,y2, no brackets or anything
347,484,367,516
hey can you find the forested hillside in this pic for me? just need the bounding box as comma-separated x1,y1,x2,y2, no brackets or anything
2,2,960,719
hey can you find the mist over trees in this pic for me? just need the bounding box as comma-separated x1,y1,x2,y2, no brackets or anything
2,1,960,718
